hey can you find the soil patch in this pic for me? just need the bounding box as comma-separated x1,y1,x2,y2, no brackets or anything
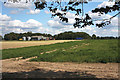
2,57,118,79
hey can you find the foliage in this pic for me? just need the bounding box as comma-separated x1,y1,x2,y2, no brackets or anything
4,32,52,40
54,31,91,40
2,40,119,63
4,32,19,40
33,0,120,28
3,31,119,40
92,1,120,27
3,31,91,40
92,34,96,39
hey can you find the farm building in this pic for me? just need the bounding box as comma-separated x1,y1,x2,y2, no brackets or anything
22,36,31,41
27,36,31,41
76,38,83,40
21,36,54,41
31,36,45,40
23,37,26,41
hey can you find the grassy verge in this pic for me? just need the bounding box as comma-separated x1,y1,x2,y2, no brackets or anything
2,40,119,63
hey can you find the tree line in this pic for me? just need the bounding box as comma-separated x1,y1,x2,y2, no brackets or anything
0,31,119,41
3,32,52,40
54,31,91,40
54,31,119,40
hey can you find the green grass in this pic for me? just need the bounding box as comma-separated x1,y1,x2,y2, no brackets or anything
2,40,119,63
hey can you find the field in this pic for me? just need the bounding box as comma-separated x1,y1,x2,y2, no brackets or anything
1,40,76,49
2,39,119,79
2,39,119,63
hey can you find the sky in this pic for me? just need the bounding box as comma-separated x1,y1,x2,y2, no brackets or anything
0,0,119,37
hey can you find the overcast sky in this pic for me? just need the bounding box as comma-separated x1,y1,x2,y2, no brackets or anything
0,0,119,37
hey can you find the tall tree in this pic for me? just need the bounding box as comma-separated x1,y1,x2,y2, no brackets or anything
92,34,96,39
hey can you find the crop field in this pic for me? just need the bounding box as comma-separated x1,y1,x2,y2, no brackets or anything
1,40,76,49
2,39,119,63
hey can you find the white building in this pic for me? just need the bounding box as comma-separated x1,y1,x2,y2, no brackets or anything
42,37,47,40
23,37,26,41
31,36,44,40
27,36,31,41
22,36,52,41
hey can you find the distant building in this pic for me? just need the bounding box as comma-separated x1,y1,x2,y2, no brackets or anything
27,36,31,41
31,36,44,41
76,38,83,40
46,37,49,40
22,36,53,41
23,37,26,41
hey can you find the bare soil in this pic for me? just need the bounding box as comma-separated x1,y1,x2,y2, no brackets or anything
2,57,118,79
1,40,76,49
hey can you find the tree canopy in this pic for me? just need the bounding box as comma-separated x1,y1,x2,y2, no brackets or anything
54,31,91,40
3,31,119,40
92,34,97,39
33,0,120,28
4,32,52,40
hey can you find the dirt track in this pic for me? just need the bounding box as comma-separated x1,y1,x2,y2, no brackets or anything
1,40,76,49
2,57,118,79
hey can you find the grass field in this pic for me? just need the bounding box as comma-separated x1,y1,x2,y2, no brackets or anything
2,40,119,63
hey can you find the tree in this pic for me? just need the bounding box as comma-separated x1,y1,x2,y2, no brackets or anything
32,0,120,28
92,34,96,39
54,31,91,40
4,32,53,40
4,32,19,40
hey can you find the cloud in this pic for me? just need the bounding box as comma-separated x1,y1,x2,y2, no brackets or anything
0,13,52,36
0,13,43,35
88,11,112,20
47,12,79,29
1,19,41,34
97,1,115,8
47,8,118,37
2,27,25,36
0,13,11,21
27,9,40,14
87,11,118,27
4,1,33,9
7,19,42,28
44,10,50,14
1,1,119,37
49,23,118,37
10,10,19,14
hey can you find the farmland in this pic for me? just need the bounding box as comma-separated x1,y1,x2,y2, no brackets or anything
1,40,76,49
2,39,119,79
2,39,119,63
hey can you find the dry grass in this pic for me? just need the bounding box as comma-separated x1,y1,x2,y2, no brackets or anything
1,40,77,49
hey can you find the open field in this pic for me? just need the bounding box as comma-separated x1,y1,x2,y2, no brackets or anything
2,39,119,63
1,40,76,49
2,39,119,79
